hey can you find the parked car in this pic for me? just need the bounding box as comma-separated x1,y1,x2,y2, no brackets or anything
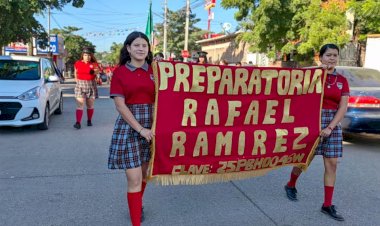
0,55,63,130
51,60,65,84
335,66,380,134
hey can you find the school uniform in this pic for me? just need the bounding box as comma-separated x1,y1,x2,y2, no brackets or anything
74,60,99,99
108,62,155,169
315,71,350,158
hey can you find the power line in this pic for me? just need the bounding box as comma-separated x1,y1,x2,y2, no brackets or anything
51,14,64,30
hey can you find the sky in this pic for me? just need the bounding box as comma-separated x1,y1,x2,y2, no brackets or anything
36,0,238,52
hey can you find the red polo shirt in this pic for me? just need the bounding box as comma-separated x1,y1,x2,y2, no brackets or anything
322,72,350,110
110,62,155,104
74,60,99,80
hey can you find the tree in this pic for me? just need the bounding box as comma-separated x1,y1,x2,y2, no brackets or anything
93,42,122,65
221,0,349,63
348,0,380,42
50,26,94,71
291,0,350,56
0,0,84,48
104,42,123,64
154,8,205,58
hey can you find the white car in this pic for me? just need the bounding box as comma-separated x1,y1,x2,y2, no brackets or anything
0,55,63,130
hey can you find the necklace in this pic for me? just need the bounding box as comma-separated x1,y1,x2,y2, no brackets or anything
326,75,337,88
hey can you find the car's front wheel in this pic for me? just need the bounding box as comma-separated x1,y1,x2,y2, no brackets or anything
37,104,49,130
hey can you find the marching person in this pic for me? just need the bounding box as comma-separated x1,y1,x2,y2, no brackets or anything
196,51,208,64
153,52,164,61
73,47,99,129
108,31,155,226
284,43,350,221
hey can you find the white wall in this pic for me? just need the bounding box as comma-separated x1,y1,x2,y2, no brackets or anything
364,36,380,71
246,53,269,66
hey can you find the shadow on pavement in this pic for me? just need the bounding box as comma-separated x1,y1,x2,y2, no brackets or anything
343,133,380,146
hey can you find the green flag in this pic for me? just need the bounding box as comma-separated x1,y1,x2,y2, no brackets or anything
145,1,153,42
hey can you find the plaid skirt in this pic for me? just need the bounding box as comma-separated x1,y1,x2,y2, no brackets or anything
74,80,98,99
315,109,343,158
108,104,154,169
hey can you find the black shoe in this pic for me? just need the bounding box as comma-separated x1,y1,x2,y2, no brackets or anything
87,120,92,126
141,206,145,222
73,122,81,129
284,185,298,201
321,205,344,221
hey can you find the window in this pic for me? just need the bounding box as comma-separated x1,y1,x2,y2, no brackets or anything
0,60,40,80
337,67,380,87
42,60,54,80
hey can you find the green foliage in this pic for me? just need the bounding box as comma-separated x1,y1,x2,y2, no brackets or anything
154,8,205,58
222,0,294,53
0,0,84,48
296,0,350,55
221,0,351,62
50,27,94,70
103,42,123,64
348,0,380,41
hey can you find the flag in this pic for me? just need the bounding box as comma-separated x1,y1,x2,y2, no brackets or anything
145,0,153,42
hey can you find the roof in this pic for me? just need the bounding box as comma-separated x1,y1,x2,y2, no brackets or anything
367,34,380,38
0,55,44,62
336,66,380,71
196,32,240,44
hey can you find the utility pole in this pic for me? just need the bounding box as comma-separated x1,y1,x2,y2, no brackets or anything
183,0,190,62
207,8,211,38
163,0,168,60
47,1,51,57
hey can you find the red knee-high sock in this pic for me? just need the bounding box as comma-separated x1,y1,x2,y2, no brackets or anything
75,109,83,123
323,186,334,207
87,108,94,121
287,172,300,188
141,181,147,198
127,192,142,226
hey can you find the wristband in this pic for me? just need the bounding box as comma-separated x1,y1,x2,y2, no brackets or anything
138,127,144,134
327,126,334,130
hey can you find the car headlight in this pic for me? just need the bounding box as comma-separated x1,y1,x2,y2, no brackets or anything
17,87,41,101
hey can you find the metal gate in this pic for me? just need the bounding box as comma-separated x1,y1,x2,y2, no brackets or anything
339,42,360,66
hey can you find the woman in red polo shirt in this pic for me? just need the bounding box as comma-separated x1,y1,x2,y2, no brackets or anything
108,31,154,226
284,44,350,221
73,47,99,129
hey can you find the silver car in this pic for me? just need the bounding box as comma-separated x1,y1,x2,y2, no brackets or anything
0,55,63,130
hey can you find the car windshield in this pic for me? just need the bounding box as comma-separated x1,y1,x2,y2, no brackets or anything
0,60,40,80
337,67,380,87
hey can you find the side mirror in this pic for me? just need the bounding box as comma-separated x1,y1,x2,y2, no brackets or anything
47,75,59,82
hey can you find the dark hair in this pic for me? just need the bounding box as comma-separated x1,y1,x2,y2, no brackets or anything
80,51,97,63
154,52,164,58
119,31,153,66
197,56,207,64
319,43,340,57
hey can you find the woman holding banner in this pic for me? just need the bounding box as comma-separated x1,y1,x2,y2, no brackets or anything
284,43,349,221
108,31,154,226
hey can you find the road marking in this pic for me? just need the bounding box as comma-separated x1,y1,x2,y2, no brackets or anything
63,93,110,99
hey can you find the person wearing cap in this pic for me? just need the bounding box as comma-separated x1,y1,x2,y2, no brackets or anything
73,47,100,129
197,51,208,64
153,52,164,61
108,31,155,226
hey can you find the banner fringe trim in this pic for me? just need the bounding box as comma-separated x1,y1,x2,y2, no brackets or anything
147,168,274,185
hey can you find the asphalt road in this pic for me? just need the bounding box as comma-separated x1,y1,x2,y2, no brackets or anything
0,80,379,226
